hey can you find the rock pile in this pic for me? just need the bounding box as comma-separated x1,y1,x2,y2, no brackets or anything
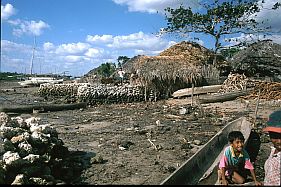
38,83,159,105
0,112,83,185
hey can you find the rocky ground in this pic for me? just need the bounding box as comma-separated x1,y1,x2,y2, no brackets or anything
0,80,280,185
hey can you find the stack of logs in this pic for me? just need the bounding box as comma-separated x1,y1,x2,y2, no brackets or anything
218,73,281,100
218,73,253,93
241,81,281,100
38,83,159,105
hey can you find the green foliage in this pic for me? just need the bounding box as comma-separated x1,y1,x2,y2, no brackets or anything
0,72,24,81
96,62,116,78
220,47,241,60
117,56,130,68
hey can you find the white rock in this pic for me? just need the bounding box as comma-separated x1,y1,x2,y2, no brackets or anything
18,141,33,153
23,154,40,163
3,151,21,165
11,174,26,185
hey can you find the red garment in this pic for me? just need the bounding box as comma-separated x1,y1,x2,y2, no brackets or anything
264,147,281,186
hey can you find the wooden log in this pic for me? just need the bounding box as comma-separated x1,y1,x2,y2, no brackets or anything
172,85,222,98
198,90,250,104
0,102,87,114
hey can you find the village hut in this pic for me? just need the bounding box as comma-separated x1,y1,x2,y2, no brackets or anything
229,40,281,81
122,41,224,98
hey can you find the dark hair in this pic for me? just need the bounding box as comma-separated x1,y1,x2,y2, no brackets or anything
228,131,245,143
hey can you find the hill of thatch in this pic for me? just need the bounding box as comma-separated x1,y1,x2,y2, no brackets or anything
159,41,214,64
230,40,281,81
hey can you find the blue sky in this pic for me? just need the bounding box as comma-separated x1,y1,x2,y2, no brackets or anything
1,0,281,77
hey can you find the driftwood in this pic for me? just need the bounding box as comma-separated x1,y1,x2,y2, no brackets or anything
172,85,222,98
198,90,250,104
0,102,87,114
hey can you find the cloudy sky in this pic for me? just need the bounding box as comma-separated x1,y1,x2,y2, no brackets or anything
1,0,280,77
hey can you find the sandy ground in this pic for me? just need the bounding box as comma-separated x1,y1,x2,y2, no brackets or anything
0,80,280,185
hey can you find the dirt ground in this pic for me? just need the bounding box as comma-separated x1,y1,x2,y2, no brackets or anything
0,80,280,185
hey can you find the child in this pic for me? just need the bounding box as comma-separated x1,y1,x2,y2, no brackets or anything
262,109,281,186
218,131,261,185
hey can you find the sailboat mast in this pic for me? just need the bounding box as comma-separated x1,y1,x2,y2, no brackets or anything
30,36,36,75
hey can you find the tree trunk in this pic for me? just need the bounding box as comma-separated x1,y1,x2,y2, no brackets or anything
0,102,87,114
198,90,249,104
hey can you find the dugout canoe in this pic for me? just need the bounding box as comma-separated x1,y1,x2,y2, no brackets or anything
172,85,222,98
160,117,260,185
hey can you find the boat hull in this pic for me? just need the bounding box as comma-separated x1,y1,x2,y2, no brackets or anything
160,117,253,185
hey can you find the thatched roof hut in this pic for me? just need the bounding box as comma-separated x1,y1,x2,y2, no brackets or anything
229,40,281,81
123,41,222,98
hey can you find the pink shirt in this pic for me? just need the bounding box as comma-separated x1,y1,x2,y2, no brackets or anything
219,146,254,176
264,147,281,186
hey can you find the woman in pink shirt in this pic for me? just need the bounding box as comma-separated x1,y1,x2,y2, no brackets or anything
263,109,281,186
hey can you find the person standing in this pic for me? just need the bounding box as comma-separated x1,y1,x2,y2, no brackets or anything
262,109,281,186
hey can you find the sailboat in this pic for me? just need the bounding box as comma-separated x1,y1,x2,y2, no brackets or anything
18,36,63,87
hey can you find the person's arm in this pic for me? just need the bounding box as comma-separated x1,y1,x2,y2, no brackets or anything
249,169,262,186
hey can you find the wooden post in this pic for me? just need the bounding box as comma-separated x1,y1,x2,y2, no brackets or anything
154,89,157,102
144,83,147,102
191,83,194,107
253,89,261,128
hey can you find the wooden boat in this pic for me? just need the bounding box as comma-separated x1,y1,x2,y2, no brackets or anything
172,85,222,98
18,77,63,87
160,117,260,185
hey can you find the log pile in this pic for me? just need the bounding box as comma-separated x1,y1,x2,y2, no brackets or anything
241,81,281,100
0,112,83,184
217,73,281,100
218,73,252,93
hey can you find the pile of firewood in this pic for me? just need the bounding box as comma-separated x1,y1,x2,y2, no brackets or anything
218,73,281,100
241,81,281,100
218,73,252,93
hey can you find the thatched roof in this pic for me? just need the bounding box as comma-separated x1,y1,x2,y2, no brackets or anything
130,55,203,84
159,41,214,63
230,40,281,80
123,41,221,86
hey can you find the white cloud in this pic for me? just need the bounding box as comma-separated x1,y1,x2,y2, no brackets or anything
63,55,85,63
1,40,32,53
106,31,170,52
85,48,104,58
43,42,55,51
227,33,281,46
1,3,17,20
86,35,114,44
8,19,50,37
56,42,90,55
112,0,199,14
254,0,281,32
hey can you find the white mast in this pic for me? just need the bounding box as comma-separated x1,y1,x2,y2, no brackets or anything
30,36,36,75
